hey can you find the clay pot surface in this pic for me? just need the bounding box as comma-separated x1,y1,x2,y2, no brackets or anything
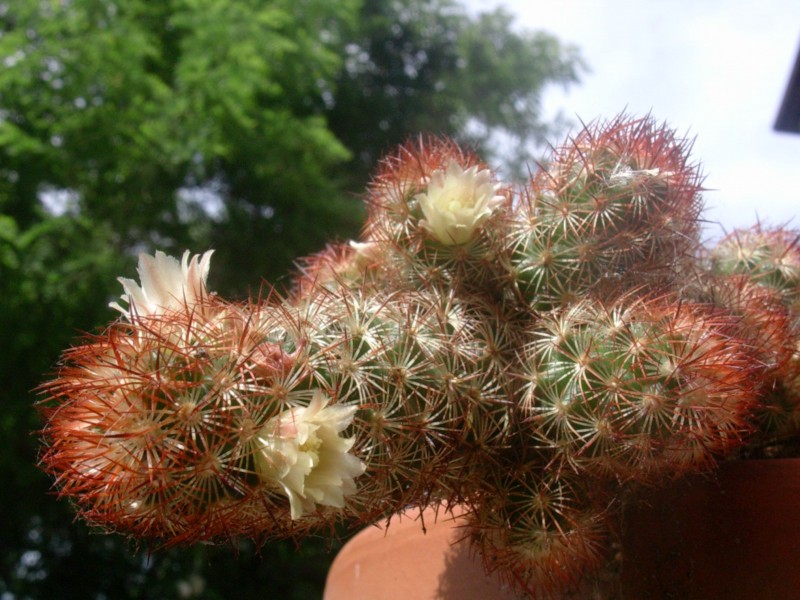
324,505,519,600
326,460,800,599
621,458,800,599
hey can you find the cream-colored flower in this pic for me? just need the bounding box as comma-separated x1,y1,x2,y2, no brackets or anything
254,390,365,519
416,161,504,245
110,250,214,319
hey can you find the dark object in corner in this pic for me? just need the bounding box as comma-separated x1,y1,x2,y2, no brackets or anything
775,40,800,133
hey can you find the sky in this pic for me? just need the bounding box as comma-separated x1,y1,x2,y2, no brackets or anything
465,0,800,239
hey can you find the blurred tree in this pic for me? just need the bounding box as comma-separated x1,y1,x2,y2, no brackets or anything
0,0,360,295
0,0,584,598
326,0,584,185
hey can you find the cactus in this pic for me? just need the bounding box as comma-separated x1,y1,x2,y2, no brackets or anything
508,116,703,309
706,228,800,451
710,225,800,308
516,296,759,481
469,465,613,598
37,115,800,597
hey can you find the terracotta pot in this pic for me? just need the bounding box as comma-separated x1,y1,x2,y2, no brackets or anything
621,458,800,599
324,505,518,600
326,459,800,599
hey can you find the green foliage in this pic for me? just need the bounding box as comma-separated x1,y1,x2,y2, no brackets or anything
327,0,585,184
0,0,359,292
0,213,126,599
0,0,584,597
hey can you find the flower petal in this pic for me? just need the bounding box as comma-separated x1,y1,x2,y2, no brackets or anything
254,390,365,519
110,250,214,319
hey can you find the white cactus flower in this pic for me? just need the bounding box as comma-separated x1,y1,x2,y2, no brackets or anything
110,250,214,319
254,390,365,520
416,160,504,245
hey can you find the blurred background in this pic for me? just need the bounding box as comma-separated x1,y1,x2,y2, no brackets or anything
468,0,800,236
0,0,796,598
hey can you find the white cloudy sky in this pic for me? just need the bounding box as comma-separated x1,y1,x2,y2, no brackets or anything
465,0,800,238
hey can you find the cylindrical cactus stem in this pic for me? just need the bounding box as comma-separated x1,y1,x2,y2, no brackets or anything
709,224,800,313
360,137,512,295
297,283,514,517
515,295,761,481
38,251,374,544
687,273,800,447
706,227,800,450
38,294,362,543
467,461,614,599
508,115,703,309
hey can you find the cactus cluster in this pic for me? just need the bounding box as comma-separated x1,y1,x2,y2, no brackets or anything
38,115,800,597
